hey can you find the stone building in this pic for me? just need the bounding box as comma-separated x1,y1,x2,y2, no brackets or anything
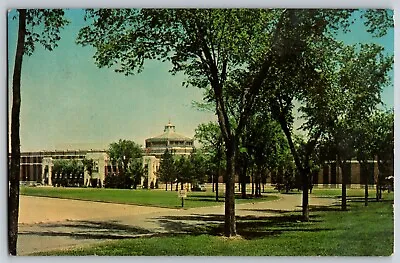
13,121,195,188
11,122,391,189
14,149,107,186
145,121,194,157
142,122,195,187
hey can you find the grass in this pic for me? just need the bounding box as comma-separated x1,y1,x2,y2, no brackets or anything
35,192,394,256
312,187,392,199
20,186,279,209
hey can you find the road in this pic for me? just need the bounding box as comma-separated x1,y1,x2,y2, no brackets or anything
17,193,335,255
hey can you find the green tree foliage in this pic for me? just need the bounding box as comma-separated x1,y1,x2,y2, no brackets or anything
157,149,176,191
81,158,94,186
323,43,393,210
9,9,68,255
52,159,84,187
189,150,208,185
354,109,394,201
175,155,192,188
353,116,376,206
128,161,145,189
255,11,393,218
195,122,224,200
240,112,288,197
106,139,143,189
173,151,208,190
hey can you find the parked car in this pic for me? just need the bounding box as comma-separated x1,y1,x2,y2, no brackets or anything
192,184,206,192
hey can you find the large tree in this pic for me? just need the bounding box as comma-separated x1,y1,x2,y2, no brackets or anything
255,12,392,218
52,159,84,187
175,155,192,189
8,9,68,255
107,139,143,189
157,148,176,191
369,109,394,200
76,8,392,235
77,9,309,235
327,43,392,210
195,122,224,201
188,150,208,186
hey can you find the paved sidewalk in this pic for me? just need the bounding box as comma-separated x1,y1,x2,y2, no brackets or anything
17,193,335,255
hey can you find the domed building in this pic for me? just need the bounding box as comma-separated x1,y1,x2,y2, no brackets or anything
145,122,195,157
140,121,195,188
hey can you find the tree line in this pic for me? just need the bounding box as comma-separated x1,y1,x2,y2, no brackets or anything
157,149,208,191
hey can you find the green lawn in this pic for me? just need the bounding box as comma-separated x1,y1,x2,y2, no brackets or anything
35,193,394,256
20,186,278,209
312,187,392,199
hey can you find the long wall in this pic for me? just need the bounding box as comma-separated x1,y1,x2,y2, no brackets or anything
12,151,388,189
11,150,103,185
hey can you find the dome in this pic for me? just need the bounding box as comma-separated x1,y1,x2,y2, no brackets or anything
145,122,194,156
146,122,192,142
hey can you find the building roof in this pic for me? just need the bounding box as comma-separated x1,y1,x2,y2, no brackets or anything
146,122,193,142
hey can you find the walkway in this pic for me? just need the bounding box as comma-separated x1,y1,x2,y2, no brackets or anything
17,193,335,255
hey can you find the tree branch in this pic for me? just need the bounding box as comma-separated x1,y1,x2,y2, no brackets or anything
236,9,288,135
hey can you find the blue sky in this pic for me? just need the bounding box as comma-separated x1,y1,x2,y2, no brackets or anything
7,9,394,152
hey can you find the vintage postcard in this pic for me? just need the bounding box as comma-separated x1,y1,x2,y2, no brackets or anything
7,8,394,256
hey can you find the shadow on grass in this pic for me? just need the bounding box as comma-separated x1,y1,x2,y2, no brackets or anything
19,204,342,243
156,213,329,240
279,191,302,195
19,220,152,240
347,197,393,203
188,194,225,198
186,198,225,203
186,194,273,203
240,208,293,214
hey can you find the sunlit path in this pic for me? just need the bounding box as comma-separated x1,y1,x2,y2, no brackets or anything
17,193,335,255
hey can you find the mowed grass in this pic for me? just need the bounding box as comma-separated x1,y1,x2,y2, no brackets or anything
312,187,392,199
20,186,278,209
36,193,394,256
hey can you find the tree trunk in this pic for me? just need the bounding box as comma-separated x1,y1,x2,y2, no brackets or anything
340,161,347,211
364,162,368,207
341,183,347,210
240,159,247,199
277,114,312,221
224,141,236,237
241,180,247,199
256,171,261,197
170,182,173,191
216,162,220,202
165,183,167,191
215,179,219,202
210,73,236,237
212,175,214,192
9,9,26,256
301,169,309,221
376,156,379,201
251,168,254,196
